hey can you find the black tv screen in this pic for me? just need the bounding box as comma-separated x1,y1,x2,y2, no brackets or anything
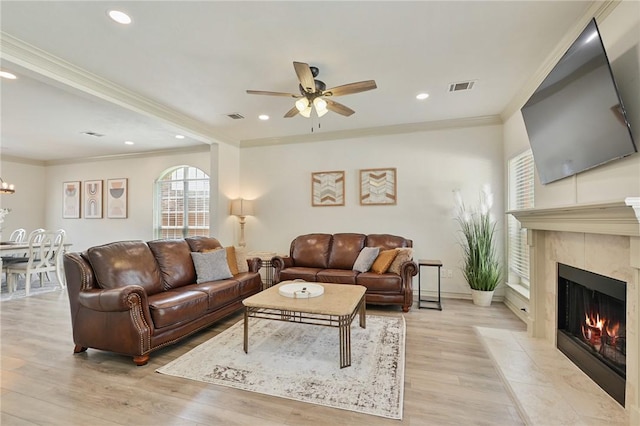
521,18,636,185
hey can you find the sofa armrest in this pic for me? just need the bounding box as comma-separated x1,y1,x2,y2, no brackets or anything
78,285,149,312
271,256,293,283
248,257,262,273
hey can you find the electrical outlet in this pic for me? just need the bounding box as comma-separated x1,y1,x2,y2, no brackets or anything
447,269,453,278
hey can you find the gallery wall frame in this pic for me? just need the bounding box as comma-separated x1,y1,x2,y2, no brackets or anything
107,178,128,218
359,167,397,205
62,181,81,219
84,180,103,219
311,171,345,207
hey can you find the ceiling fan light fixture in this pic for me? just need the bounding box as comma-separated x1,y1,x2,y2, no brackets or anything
313,97,328,116
299,106,312,118
295,98,309,112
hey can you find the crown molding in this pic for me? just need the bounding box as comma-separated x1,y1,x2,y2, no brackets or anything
240,115,502,148
41,144,211,166
0,154,46,167
0,32,239,147
500,0,620,121
508,198,640,237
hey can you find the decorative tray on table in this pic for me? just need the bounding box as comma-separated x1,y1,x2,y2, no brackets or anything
278,281,324,299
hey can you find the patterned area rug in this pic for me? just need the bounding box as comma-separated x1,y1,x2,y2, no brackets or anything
157,314,406,419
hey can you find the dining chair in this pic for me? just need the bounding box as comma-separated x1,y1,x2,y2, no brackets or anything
5,230,65,296
8,228,26,243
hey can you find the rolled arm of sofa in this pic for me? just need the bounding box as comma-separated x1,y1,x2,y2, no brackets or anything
271,256,293,283
79,285,149,312
247,257,262,273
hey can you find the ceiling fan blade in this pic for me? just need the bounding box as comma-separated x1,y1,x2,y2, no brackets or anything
293,61,316,93
324,80,377,97
326,99,355,117
284,106,299,118
246,90,299,98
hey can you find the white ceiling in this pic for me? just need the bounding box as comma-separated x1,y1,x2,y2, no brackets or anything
0,1,594,162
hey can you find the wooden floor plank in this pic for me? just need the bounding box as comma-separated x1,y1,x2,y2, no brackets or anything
1,289,526,425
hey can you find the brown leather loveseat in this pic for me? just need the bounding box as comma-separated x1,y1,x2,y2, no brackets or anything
63,236,262,366
272,233,417,312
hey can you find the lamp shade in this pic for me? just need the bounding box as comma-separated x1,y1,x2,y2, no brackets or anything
230,199,255,216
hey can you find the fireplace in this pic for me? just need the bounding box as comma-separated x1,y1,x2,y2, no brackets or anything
557,263,626,406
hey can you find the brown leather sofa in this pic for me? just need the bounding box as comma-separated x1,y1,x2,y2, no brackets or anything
272,233,417,312
63,236,262,366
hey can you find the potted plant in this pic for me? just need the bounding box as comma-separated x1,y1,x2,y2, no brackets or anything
454,186,502,306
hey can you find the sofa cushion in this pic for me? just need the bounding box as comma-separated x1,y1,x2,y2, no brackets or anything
191,250,233,283
186,236,223,253
181,281,240,310
87,241,163,295
148,239,196,290
356,272,402,293
317,269,359,284
371,249,399,274
291,233,332,268
328,233,365,269
366,234,411,250
280,267,321,282
388,248,414,275
148,290,209,329
353,247,380,272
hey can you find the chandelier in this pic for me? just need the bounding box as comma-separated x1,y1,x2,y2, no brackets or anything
0,177,15,194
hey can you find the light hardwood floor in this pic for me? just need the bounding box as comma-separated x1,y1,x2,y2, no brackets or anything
1,288,526,425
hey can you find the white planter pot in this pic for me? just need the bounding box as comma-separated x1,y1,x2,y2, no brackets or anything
471,289,495,307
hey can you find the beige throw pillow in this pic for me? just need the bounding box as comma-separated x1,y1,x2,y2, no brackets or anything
388,248,413,275
235,246,249,273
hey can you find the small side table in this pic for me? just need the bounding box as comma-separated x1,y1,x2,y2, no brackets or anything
418,259,443,310
248,251,277,289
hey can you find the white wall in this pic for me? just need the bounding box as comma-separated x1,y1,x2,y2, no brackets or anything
3,142,247,253
241,123,504,299
0,157,46,239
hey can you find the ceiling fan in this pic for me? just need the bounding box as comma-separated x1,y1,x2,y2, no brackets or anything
246,61,377,118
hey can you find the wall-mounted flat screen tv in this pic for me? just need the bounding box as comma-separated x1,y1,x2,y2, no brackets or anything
521,18,636,185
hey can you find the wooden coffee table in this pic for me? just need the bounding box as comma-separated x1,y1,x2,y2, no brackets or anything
242,281,366,368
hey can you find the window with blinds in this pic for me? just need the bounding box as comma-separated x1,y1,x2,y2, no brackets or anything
155,166,210,239
508,149,535,289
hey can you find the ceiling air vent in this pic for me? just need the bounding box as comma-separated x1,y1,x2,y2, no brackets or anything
226,113,245,120
448,80,477,92
81,131,105,137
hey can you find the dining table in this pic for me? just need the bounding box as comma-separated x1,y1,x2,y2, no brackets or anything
1,241,73,288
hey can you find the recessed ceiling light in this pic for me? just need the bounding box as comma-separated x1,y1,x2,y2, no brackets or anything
108,10,132,25
0,71,17,80
416,93,430,100
175,134,185,139
124,141,134,145
258,114,270,121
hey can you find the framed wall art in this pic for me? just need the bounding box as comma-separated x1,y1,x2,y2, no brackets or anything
311,171,345,207
62,181,81,219
107,178,128,218
359,168,397,205
84,180,103,219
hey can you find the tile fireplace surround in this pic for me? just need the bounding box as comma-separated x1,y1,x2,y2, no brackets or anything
511,198,640,423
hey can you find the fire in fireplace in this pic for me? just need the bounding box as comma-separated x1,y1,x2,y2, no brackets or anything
557,263,626,406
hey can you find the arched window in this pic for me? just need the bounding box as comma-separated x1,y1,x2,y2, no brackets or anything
154,166,210,239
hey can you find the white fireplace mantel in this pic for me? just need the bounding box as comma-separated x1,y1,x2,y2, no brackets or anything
508,197,640,237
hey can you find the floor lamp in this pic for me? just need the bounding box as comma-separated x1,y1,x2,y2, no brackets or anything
230,199,254,247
